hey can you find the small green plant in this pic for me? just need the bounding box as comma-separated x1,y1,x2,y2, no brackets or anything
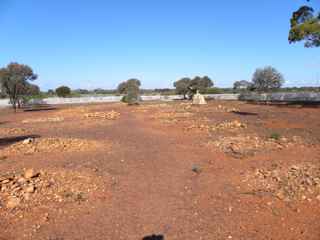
269,132,281,141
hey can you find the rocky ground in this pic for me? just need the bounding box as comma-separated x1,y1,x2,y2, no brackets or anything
0,100,319,239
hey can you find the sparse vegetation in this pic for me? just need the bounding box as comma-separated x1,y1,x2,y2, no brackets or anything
269,132,281,141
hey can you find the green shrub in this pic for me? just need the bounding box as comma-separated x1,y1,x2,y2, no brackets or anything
269,132,281,141
55,86,71,98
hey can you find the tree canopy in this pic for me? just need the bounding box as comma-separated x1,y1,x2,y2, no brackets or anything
252,66,285,92
117,79,141,105
55,86,71,97
289,1,320,47
0,62,38,109
173,76,213,99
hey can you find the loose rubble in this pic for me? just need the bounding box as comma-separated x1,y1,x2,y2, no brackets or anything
243,164,320,201
0,128,30,136
0,137,107,155
186,120,246,132
209,135,302,157
22,117,64,124
215,105,239,113
84,110,120,120
0,169,103,212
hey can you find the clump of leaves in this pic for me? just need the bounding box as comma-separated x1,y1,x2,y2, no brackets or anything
269,132,281,141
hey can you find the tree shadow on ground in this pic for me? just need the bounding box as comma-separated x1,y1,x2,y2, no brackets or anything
23,105,57,112
0,135,40,148
142,234,164,240
245,101,320,109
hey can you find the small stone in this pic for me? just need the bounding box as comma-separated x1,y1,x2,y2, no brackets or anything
24,169,39,179
17,177,27,184
1,179,10,184
23,193,32,201
25,185,35,193
6,197,21,209
23,138,34,145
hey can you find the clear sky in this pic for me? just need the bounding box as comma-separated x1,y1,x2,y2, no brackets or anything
1,0,320,90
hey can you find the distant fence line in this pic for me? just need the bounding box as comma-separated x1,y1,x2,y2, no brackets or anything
0,92,319,108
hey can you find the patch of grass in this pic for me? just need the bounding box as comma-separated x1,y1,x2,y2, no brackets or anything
269,132,281,141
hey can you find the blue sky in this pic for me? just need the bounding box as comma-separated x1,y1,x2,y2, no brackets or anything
1,0,320,90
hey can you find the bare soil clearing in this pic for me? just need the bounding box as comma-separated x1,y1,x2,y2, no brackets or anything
0,101,319,239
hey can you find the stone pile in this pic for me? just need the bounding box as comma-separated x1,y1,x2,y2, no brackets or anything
186,120,247,132
0,169,102,211
1,137,105,156
0,128,29,136
244,164,320,201
84,110,120,120
22,117,64,124
209,135,302,157
211,120,247,131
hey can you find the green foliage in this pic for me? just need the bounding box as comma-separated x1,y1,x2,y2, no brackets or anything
269,132,281,141
173,77,191,99
117,79,141,105
0,62,38,109
55,86,71,97
252,66,285,92
173,76,214,99
289,3,320,47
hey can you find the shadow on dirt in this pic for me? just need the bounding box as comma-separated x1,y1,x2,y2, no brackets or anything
245,101,320,109
231,111,258,116
23,106,57,112
142,234,164,240
0,135,40,148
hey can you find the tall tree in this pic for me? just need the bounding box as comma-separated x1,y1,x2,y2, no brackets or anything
289,1,320,47
117,79,141,105
189,76,214,94
173,77,191,99
252,66,285,92
0,63,37,110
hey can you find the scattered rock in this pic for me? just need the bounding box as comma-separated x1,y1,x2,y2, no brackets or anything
25,185,35,193
23,138,34,145
0,137,108,156
22,117,64,124
84,110,120,120
6,197,21,209
243,164,320,201
208,135,302,157
24,169,39,179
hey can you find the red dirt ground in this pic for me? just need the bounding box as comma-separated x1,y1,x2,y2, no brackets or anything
0,101,320,240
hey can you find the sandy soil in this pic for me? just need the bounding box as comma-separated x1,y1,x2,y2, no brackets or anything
0,101,320,240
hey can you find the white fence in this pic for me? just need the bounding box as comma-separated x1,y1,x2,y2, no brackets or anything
0,92,319,108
